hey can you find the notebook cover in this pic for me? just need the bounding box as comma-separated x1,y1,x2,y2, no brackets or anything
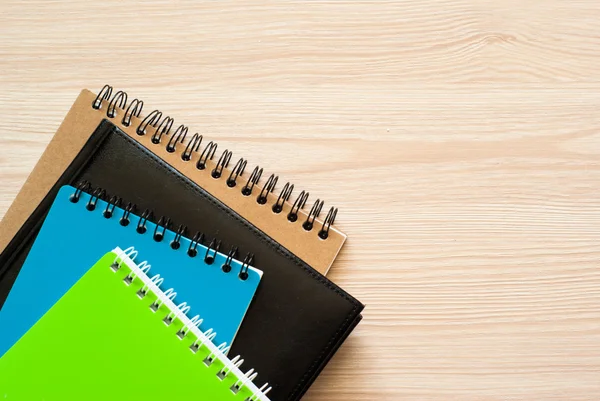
0,186,262,356
0,88,345,275
0,249,271,401
0,119,363,401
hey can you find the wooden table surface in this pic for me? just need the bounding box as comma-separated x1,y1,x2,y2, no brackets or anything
1,1,599,400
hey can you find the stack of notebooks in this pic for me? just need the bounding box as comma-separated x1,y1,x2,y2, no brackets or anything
0,86,364,400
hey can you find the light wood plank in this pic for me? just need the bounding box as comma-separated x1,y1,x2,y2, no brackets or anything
1,1,600,399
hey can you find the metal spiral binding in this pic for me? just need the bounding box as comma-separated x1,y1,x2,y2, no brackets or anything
239,254,254,281
153,216,171,241
103,195,121,218
71,182,253,280
287,190,309,223
151,116,174,144
122,98,144,127
272,183,294,214
303,199,324,232
111,247,272,401
256,174,278,205
212,150,232,179
119,202,136,227
70,181,91,203
242,166,263,196
187,231,205,258
197,140,218,170
318,206,338,240
222,246,238,273
94,85,339,240
166,125,189,153
107,90,127,118
182,133,203,161
136,209,153,234
171,224,186,250
86,187,106,211
204,238,221,265
227,158,247,188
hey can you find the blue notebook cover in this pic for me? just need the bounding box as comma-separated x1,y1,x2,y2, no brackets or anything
0,185,262,357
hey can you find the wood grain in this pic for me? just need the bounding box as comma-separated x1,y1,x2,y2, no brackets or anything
1,1,600,400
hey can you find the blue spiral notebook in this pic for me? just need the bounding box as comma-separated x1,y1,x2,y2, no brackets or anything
0,185,263,357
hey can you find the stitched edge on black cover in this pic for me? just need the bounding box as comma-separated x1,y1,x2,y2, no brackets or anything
289,300,357,400
107,121,363,400
292,313,363,400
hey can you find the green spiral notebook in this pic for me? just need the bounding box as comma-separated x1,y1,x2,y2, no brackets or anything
0,247,271,401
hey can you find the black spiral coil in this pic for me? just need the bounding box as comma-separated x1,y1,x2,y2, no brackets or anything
227,158,247,188
222,246,238,273
103,195,120,218
71,181,253,280
92,85,339,240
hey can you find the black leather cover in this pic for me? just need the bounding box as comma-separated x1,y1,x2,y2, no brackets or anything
0,119,364,401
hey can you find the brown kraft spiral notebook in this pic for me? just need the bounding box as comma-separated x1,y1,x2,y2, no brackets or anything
0,86,346,275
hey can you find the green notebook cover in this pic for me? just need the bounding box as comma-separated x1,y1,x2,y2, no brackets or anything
0,247,271,401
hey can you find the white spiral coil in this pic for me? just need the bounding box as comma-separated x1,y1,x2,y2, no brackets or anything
112,246,272,401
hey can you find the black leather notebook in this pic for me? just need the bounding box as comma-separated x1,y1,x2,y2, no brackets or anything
0,119,363,401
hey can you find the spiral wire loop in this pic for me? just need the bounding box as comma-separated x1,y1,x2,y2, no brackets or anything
239,254,254,281
70,181,91,203
86,188,106,211
182,133,203,161
303,199,324,231
226,158,247,188
166,125,189,153
137,109,163,135
318,207,338,240
257,174,278,205
119,202,135,227
222,246,238,273
107,90,128,118
121,98,144,127
103,195,121,218
287,190,309,222
136,209,154,234
272,183,294,214
153,216,171,242
151,116,174,144
92,85,112,109
204,238,221,265
196,141,218,170
187,231,205,258
242,166,263,196
212,150,232,179
171,224,186,250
